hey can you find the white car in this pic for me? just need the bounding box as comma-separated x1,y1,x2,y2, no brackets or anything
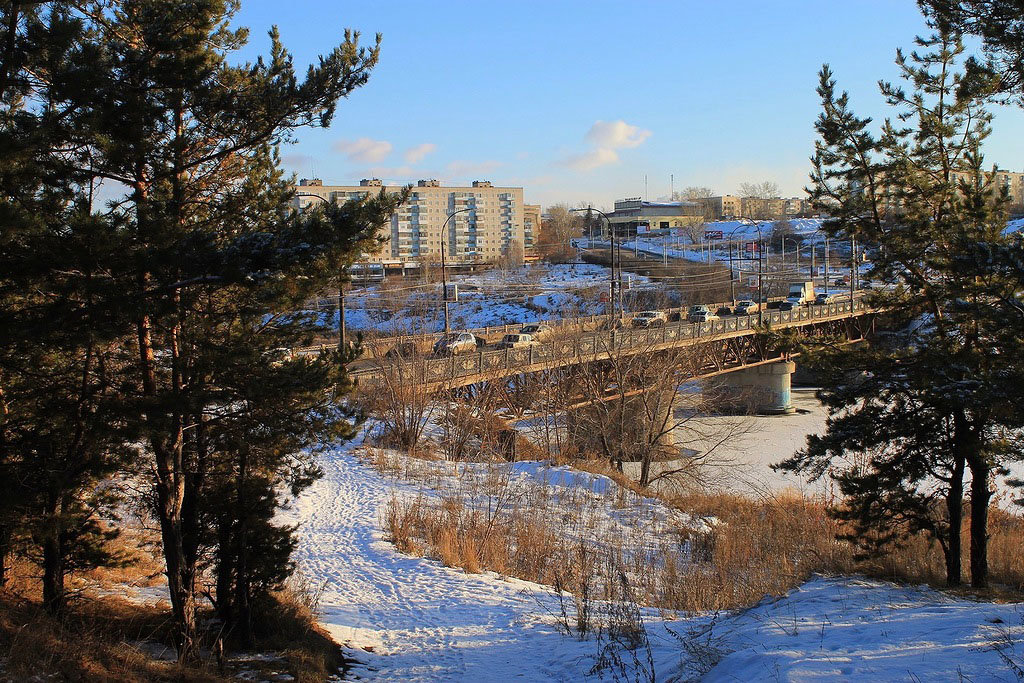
689,310,720,323
735,300,760,315
495,333,537,350
687,304,710,321
631,311,668,328
519,323,554,341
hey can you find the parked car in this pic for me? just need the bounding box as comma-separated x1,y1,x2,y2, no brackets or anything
433,332,478,356
716,306,734,317
687,304,712,322
779,300,796,311
815,293,835,305
735,300,760,315
689,309,720,323
495,333,537,350
519,323,553,341
632,311,668,328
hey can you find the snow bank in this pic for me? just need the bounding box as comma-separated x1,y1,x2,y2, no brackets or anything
700,576,1024,682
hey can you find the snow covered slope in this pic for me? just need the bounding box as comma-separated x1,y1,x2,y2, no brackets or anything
288,436,1024,681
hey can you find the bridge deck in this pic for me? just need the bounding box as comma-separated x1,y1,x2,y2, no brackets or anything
351,298,874,390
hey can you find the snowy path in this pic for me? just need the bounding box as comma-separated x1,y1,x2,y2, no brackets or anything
288,445,596,681
289,438,1024,681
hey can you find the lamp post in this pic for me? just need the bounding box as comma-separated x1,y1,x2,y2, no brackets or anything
440,207,473,334
727,223,746,306
728,222,764,324
571,207,618,321
755,223,765,326
296,192,349,351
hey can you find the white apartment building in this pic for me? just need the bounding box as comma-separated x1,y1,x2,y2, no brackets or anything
292,178,528,266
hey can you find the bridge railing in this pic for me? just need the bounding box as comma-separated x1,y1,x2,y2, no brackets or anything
302,292,815,358
351,297,869,386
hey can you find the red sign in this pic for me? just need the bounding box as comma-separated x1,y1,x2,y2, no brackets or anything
745,242,760,252
704,230,724,240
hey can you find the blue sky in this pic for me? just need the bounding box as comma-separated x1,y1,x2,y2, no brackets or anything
234,0,1024,210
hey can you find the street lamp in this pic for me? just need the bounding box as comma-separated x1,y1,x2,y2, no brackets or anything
571,206,619,321
295,192,349,351
440,207,473,334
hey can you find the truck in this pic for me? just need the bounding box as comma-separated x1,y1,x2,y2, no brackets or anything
787,281,815,306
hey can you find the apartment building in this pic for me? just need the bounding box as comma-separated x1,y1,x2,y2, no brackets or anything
693,195,813,220
523,203,540,251
874,169,1024,217
952,169,1024,214
292,178,528,266
694,195,743,220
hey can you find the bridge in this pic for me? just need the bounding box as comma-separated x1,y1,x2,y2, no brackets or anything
348,295,878,407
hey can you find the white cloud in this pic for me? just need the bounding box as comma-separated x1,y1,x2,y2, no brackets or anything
561,147,620,171
584,120,651,150
366,165,419,180
404,142,437,164
446,159,502,177
333,137,393,163
559,119,651,172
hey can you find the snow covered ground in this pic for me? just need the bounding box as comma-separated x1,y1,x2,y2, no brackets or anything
287,430,1024,681
339,263,631,335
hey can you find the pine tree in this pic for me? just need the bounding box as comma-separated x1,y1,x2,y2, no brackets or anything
54,1,403,656
919,1,1024,517
777,32,1021,588
919,0,1024,103
0,2,135,611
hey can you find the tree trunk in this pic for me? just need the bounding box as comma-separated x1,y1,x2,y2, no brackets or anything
215,518,235,624
944,454,965,587
0,523,10,589
41,495,65,615
233,449,253,646
639,454,652,489
968,456,991,589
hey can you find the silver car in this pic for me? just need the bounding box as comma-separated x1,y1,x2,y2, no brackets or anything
433,332,478,356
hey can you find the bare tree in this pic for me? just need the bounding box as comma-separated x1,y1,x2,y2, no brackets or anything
739,181,780,199
361,351,439,453
538,204,584,263
497,239,525,270
678,186,718,224
551,330,752,490
740,181,782,220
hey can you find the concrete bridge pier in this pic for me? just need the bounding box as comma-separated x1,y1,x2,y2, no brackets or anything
711,360,797,415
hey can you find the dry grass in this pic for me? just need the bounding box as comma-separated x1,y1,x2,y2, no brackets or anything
0,591,207,682
1,549,348,682
380,452,1024,615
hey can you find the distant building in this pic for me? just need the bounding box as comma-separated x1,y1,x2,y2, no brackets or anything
607,198,704,236
692,195,742,220
952,169,1024,215
875,168,1024,217
292,178,529,267
523,203,541,252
